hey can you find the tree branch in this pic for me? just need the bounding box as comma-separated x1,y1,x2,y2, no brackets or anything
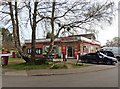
0,11,10,15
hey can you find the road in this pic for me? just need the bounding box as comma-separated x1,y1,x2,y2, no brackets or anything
2,65,118,87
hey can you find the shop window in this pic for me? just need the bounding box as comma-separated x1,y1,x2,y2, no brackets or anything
27,48,31,54
96,47,98,51
83,46,88,53
36,48,42,55
27,48,42,55
83,46,86,52
43,45,58,54
43,46,49,54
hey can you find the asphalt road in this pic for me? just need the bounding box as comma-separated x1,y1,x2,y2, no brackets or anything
2,65,118,87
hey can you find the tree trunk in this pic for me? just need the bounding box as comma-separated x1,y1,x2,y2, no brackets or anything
8,2,17,48
8,2,31,63
46,0,56,59
31,2,38,64
15,2,21,47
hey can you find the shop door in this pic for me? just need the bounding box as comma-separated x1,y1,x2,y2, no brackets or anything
67,46,74,58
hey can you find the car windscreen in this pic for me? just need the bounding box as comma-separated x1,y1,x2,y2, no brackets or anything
97,52,107,57
106,51,114,57
98,50,115,57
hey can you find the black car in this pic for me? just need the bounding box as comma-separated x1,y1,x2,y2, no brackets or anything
98,50,115,57
98,50,120,61
80,52,118,65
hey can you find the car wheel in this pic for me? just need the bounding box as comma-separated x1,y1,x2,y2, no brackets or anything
96,60,99,64
106,60,112,65
112,62,117,65
112,62,115,65
85,59,88,63
81,60,84,63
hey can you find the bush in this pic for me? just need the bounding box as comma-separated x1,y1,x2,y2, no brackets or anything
74,63,83,66
50,64,67,69
35,58,47,65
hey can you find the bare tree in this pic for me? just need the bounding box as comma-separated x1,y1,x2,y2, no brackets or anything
1,1,44,64
106,37,120,47
0,0,116,61
37,0,115,57
0,1,32,63
23,1,46,64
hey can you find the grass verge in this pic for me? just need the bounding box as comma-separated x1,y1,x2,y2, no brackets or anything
50,63,68,69
3,58,91,70
2,63,52,70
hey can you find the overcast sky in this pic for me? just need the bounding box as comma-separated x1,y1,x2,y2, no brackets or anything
0,0,119,46
96,0,118,46
97,13,118,46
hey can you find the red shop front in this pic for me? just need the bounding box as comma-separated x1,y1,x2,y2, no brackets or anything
24,34,101,59
61,43,79,59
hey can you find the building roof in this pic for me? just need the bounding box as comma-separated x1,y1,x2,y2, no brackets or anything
68,33,96,40
25,35,101,46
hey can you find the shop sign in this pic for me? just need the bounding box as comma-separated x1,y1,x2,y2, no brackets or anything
61,37,78,42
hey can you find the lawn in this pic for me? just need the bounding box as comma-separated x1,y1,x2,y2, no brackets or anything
3,57,52,70
8,57,25,64
2,57,91,70
3,62,88,70
3,63,52,70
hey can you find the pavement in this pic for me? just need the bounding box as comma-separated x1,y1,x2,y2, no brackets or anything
2,63,117,76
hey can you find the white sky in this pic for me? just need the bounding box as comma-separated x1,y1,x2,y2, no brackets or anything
97,14,118,46
96,0,118,46
0,0,119,46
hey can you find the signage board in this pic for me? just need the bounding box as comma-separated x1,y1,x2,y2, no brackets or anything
61,37,78,42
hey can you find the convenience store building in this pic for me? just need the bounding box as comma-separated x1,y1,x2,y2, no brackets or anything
24,34,101,59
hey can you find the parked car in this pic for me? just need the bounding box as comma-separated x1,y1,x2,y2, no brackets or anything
80,52,118,65
98,50,120,61
100,47,120,61
98,50,115,57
